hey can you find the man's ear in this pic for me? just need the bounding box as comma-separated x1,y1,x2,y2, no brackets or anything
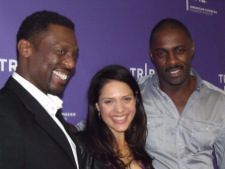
191,42,195,53
149,50,155,64
17,39,32,58
190,41,195,60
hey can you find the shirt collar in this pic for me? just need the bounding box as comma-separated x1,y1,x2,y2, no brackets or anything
12,72,63,116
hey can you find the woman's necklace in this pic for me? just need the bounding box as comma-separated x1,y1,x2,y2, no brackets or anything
120,151,144,169
119,146,134,168
117,140,143,169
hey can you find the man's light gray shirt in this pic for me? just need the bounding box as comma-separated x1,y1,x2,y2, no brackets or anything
138,71,225,169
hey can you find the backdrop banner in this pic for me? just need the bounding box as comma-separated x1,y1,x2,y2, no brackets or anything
0,0,224,125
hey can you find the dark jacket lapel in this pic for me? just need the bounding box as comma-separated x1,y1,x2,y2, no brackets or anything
5,77,76,166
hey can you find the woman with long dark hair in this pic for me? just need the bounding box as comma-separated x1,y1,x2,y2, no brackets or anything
76,65,153,169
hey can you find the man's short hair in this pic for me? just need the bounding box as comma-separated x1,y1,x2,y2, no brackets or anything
149,18,192,47
16,10,75,57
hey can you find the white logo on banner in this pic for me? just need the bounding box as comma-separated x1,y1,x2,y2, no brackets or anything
186,0,218,15
0,57,17,72
218,74,225,91
62,112,76,120
130,63,155,79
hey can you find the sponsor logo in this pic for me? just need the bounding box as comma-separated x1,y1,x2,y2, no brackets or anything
218,73,225,91
62,112,76,120
0,57,17,72
130,63,155,79
186,0,218,16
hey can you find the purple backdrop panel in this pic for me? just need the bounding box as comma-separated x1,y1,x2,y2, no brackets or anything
0,0,224,125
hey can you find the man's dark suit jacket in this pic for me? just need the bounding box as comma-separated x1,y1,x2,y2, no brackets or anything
0,77,81,169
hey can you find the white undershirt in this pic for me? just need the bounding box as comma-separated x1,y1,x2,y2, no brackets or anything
12,72,79,168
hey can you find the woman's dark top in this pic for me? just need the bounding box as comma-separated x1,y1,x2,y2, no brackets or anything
74,131,153,169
